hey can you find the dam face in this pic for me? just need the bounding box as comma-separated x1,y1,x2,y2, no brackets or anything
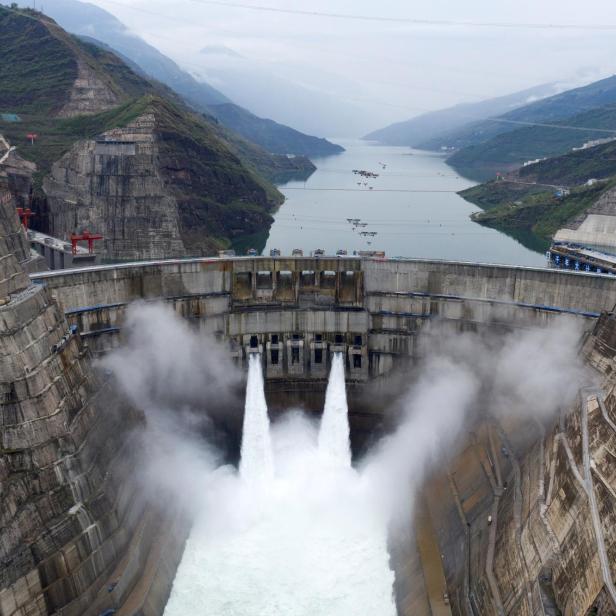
6,251,616,615
31,255,615,372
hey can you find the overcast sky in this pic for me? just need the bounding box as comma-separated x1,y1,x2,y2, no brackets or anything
86,0,616,132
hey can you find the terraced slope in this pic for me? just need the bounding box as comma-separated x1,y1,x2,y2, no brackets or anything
0,6,292,258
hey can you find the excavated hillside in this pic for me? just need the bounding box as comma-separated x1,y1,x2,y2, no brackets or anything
404,314,616,616
0,176,182,616
42,98,278,259
0,6,303,259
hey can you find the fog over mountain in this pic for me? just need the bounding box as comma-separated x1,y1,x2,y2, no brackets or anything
193,44,370,137
15,0,343,153
64,0,616,137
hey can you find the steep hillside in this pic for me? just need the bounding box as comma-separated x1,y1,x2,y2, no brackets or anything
364,82,559,147
16,0,343,157
30,0,230,105
73,37,317,184
0,6,284,259
0,7,103,115
43,97,277,259
207,103,343,156
457,136,616,249
421,73,616,153
448,104,616,181
518,139,616,186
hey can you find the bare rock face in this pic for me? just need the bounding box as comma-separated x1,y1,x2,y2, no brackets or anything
44,112,187,261
411,315,616,616
56,60,120,118
0,150,36,212
0,182,156,615
43,105,274,261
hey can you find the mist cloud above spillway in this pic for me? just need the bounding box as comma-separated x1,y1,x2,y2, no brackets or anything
100,305,590,614
99,302,241,413
362,317,590,515
98,302,242,517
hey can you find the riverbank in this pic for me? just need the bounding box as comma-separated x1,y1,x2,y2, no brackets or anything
459,178,616,253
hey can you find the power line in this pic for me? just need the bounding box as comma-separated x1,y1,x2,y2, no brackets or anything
32,1,616,132
280,187,458,193
92,0,520,81
269,223,491,236
275,219,481,227
343,92,616,134
7,2,616,138
184,0,616,31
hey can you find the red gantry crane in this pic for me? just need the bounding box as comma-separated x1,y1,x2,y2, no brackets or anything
70,230,103,255
16,207,34,229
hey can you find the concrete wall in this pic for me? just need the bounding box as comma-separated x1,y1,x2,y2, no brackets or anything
33,257,616,313
19,255,616,616
30,256,613,384
362,258,616,314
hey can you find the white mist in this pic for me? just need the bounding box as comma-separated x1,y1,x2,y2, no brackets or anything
164,353,396,616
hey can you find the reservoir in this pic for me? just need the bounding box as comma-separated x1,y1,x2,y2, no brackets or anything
263,140,545,266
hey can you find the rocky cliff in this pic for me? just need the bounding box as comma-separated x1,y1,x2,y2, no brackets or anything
0,178,179,615
42,100,277,259
408,315,616,616
0,6,287,261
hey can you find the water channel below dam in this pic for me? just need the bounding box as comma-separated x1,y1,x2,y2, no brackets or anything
256,140,546,266
163,353,397,615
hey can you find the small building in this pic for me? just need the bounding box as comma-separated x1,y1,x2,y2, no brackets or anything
0,113,21,123
554,188,570,199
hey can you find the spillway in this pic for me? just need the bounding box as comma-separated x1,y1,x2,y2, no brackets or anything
239,353,274,485
163,353,396,616
318,352,351,467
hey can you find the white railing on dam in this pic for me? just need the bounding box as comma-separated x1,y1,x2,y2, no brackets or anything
30,256,616,316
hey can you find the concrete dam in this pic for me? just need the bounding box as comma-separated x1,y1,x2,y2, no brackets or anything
5,202,616,614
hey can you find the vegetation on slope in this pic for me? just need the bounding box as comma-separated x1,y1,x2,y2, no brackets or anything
420,73,616,153
208,103,344,157
457,134,616,251
0,6,292,253
460,179,615,251
0,7,77,113
75,38,316,184
448,105,616,181
152,95,280,211
26,0,342,158
518,139,616,186
364,81,559,148
0,97,157,187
